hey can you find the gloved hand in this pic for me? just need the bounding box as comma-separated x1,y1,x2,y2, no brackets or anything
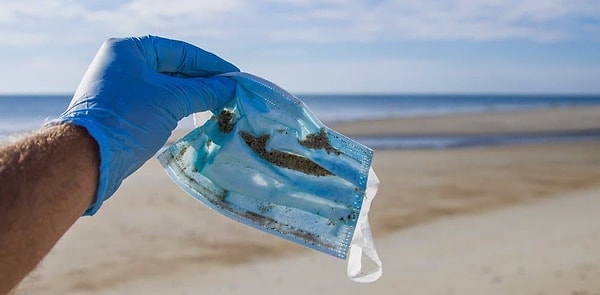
49,35,239,215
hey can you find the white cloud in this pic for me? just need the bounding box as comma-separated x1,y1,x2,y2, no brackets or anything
372,0,600,41
1,0,599,48
0,0,599,93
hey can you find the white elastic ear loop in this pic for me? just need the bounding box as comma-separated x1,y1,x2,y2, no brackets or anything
347,167,382,283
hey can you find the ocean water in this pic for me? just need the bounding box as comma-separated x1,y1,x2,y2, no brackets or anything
1,94,600,148
0,95,70,141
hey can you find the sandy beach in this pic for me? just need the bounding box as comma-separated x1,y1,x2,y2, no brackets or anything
16,107,600,294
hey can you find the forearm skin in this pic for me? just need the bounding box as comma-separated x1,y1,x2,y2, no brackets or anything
0,124,98,294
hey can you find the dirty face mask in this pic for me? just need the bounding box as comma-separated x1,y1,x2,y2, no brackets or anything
158,72,382,282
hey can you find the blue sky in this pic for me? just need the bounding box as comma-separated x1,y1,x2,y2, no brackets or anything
0,0,599,94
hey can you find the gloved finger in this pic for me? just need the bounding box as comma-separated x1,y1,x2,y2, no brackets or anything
163,76,237,118
139,35,239,76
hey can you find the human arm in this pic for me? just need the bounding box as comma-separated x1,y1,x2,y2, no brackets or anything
0,35,239,293
0,124,98,294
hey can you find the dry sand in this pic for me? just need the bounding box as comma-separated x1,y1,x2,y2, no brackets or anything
68,186,600,295
15,107,600,294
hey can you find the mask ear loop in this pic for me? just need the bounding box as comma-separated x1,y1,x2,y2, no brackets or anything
347,167,383,282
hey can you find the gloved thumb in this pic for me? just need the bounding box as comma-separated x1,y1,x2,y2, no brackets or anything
164,75,237,120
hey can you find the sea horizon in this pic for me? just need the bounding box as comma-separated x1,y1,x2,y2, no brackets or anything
2,93,600,148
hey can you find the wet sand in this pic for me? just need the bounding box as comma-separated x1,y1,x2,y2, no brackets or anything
16,107,600,294
329,107,600,136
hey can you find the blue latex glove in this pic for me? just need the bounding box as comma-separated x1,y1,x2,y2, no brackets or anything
49,35,239,215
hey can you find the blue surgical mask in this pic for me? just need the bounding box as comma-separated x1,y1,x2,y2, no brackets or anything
158,72,382,282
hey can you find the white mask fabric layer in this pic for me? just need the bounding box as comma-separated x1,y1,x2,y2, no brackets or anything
158,72,382,282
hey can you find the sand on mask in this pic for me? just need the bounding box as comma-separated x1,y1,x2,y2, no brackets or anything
158,72,382,282
239,131,334,177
